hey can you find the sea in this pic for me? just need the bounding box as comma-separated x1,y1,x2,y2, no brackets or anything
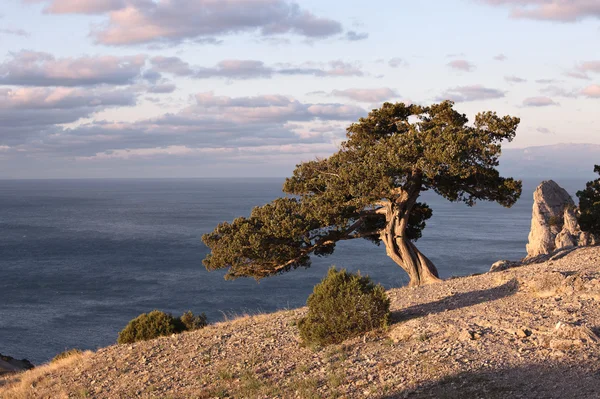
0,177,586,364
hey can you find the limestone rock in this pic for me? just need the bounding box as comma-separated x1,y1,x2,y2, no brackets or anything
525,180,596,258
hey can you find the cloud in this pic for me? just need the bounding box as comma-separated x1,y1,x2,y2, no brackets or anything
535,78,558,84
26,0,344,45
388,58,407,68
582,84,600,98
438,85,505,102
330,88,399,102
494,54,507,61
147,83,176,94
505,75,527,83
566,60,600,80
194,60,273,79
540,85,578,97
149,57,364,79
278,60,364,77
536,127,554,134
345,31,368,41
447,59,475,72
0,28,30,37
1,91,363,159
0,51,146,86
480,0,600,22
23,0,126,14
522,96,559,107
0,86,137,145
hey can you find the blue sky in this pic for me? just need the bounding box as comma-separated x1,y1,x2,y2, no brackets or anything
0,0,598,178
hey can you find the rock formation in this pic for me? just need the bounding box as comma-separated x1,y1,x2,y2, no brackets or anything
525,180,596,258
0,353,34,375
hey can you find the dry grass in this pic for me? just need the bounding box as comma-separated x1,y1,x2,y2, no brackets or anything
0,351,92,399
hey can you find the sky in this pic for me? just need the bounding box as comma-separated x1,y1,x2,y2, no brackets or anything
0,0,598,178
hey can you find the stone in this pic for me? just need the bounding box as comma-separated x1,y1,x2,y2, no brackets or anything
525,180,597,259
0,352,34,375
490,260,512,272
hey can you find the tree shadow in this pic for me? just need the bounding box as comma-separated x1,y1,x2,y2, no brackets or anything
377,362,600,398
390,279,518,324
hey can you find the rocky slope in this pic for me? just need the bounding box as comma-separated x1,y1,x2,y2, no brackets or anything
1,247,600,399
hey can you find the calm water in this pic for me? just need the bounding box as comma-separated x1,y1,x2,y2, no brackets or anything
0,178,585,363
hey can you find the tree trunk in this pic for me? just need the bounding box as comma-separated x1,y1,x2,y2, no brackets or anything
379,189,442,287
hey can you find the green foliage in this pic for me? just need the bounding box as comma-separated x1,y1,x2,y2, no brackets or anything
180,310,208,331
547,215,562,227
577,165,600,235
298,267,390,347
118,310,184,344
202,101,522,280
51,348,82,363
117,310,208,344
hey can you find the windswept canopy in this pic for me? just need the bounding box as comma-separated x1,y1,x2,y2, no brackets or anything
203,101,522,284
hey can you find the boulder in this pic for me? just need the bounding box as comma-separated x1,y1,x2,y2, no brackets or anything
525,180,597,259
0,352,34,375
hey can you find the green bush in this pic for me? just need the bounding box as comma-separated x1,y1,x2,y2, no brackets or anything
180,310,208,331
118,310,185,344
118,310,209,344
51,348,82,363
298,267,390,347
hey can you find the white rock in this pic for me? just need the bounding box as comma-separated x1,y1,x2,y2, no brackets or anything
525,180,597,258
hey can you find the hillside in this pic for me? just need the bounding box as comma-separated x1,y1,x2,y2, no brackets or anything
1,246,599,399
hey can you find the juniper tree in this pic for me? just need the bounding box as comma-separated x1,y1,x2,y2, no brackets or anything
577,165,600,236
202,101,522,287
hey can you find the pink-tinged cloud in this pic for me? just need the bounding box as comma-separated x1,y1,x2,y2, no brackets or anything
522,96,559,107
63,0,344,45
23,0,126,14
481,0,600,22
0,86,135,109
331,88,399,102
447,59,475,72
438,85,505,102
582,84,600,98
149,57,364,79
0,51,146,86
566,60,600,80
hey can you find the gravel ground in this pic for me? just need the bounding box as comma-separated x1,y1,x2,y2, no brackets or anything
2,246,599,399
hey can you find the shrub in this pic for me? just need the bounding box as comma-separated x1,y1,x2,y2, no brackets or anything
180,310,208,331
298,267,390,347
577,165,600,235
51,348,82,363
117,310,185,344
118,310,209,344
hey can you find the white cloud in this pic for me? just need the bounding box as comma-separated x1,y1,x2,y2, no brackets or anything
438,85,505,102
505,75,527,83
330,88,399,102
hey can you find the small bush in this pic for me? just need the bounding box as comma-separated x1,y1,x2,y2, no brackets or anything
547,215,562,227
180,310,208,331
51,348,82,363
118,310,209,344
298,267,390,347
118,310,185,344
